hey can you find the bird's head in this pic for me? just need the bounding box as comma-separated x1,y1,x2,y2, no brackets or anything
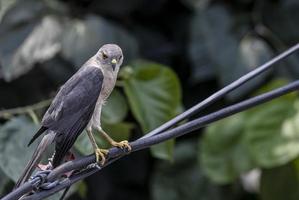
96,44,124,72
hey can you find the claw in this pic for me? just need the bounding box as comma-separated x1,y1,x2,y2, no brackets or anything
111,140,132,152
37,163,52,171
95,149,108,166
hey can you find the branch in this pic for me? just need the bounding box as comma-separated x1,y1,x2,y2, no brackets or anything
0,99,52,119
5,79,299,200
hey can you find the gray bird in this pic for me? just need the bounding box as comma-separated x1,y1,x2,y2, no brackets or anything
15,44,131,188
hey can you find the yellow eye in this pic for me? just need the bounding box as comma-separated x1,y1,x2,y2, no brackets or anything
102,52,108,59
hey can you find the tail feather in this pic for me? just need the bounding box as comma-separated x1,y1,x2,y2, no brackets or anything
27,126,48,147
14,130,56,189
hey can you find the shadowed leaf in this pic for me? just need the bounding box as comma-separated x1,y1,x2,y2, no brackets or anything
200,80,299,183
102,90,128,124
0,116,39,182
123,61,182,160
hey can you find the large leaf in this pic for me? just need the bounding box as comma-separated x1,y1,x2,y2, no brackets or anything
75,89,132,154
123,61,182,160
75,122,133,155
0,116,39,182
245,82,298,167
200,113,254,184
0,116,77,200
0,1,138,81
200,80,299,184
102,90,128,124
0,1,64,81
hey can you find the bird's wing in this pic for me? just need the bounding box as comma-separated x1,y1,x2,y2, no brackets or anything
52,109,91,167
27,66,101,146
42,65,103,132
41,65,104,167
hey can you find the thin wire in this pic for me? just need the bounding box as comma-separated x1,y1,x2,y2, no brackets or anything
3,44,299,200
141,43,299,139
134,80,299,150
17,79,299,200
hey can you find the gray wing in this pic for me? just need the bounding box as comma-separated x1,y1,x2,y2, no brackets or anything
42,66,103,133
41,66,103,166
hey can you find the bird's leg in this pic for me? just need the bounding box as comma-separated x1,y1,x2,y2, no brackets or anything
98,127,132,152
87,129,108,165
37,152,55,171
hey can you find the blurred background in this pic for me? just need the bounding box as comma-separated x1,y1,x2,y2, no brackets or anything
1,0,299,199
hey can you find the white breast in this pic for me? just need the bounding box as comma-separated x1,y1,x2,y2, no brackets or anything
88,66,117,129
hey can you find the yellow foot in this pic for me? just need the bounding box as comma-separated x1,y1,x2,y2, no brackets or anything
111,140,132,152
95,149,108,166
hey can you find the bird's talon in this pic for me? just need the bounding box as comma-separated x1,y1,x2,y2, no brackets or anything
111,140,132,152
95,149,108,166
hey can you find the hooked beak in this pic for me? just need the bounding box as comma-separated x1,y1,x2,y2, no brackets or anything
111,59,117,71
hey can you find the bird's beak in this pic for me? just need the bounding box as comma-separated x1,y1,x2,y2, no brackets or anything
111,59,117,71
111,59,117,64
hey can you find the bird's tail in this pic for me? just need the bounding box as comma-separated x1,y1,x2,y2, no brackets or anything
14,130,56,189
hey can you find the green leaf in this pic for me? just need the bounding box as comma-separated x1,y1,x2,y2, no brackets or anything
102,90,128,124
0,1,138,81
75,122,133,155
150,140,175,162
200,113,254,184
75,90,131,154
200,80,299,184
245,82,298,167
0,116,39,182
98,122,133,148
123,61,182,161
0,1,64,81
260,161,299,200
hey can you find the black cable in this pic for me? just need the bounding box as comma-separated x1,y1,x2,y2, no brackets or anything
3,44,299,200
14,79,299,200
140,43,299,139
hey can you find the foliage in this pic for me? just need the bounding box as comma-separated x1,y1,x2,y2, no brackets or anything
1,0,299,200
200,79,299,200
123,61,181,160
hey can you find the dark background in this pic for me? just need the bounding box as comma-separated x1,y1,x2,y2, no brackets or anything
1,0,299,200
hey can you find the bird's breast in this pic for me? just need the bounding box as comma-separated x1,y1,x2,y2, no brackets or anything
100,73,116,100
88,69,117,129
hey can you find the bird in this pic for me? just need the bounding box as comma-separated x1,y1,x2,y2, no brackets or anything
15,44,131,188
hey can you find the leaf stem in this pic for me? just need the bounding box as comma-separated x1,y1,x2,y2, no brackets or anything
0,99,52,119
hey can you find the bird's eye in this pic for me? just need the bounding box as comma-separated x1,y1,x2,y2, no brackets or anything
102,52,108,59
118,55,122,60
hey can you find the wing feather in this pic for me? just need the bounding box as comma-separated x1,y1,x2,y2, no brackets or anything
42,66,103,133
41,65,103,166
